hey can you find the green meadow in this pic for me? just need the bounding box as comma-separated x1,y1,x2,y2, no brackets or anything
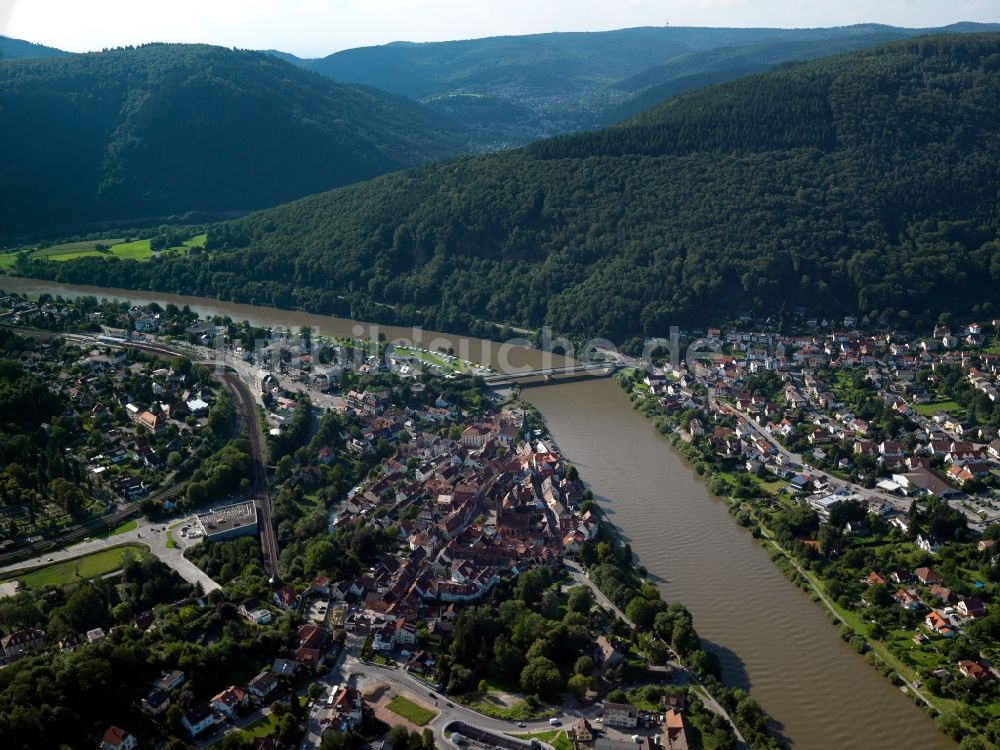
2,233,208,268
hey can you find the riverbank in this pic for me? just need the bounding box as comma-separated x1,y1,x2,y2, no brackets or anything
612,371,986,746
553,505,765,749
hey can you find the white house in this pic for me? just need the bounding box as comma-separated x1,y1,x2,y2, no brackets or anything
181,706,215,737
210,686,247,720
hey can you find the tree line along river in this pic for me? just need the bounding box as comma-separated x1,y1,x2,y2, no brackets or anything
0,276,955,748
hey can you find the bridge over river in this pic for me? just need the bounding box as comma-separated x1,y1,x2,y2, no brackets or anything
482,362,619,385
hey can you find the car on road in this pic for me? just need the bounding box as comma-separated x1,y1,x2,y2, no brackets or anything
517,722,526,728
549,718,560,726
46,557,53,562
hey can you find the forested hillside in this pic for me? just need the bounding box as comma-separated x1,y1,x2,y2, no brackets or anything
603,32,922,121
0,44,465,239
18,34,1000,341
289,23,999,147
0,36,67,60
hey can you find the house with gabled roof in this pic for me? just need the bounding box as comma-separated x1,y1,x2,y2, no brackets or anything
894,588,920,610
603,702,639,728
211,686,247,719
958,598,987,619
100,726,137,750
248,671,279,702
273,585,298,610
915,566,944,586
959,660,994,683
181,705,215,737
0,627,45,661
925,611,956,637
141,688,170,715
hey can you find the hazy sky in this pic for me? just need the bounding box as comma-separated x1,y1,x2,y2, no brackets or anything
2,0,998,57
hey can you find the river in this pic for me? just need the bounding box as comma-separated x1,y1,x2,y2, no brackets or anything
525,378,954,749
0,276,556,373
2,276,954,748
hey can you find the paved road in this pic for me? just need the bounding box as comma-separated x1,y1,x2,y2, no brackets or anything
563,560,629,623
195,703,279,750
729,406,914,507
562,561,748,749
0,515,221,594
728,403,1000,523
342,656,572,737
756,529,940,711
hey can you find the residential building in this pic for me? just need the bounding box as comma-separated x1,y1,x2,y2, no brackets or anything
603,702,639,729
663,710,689,750
141,688,171,716
0,627,45,661
248,672,279,702
210,686,247,720
181,705,215,738
154,669,185,691
100,726,137,750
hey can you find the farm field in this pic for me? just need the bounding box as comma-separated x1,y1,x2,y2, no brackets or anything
1,233,208,268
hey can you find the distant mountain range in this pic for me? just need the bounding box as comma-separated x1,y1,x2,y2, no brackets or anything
0,43,466,239
29,33,1000,341
275,23,1000,147
7,24,999,151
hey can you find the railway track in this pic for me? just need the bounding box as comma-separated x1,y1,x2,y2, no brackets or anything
0,326,279,571
220,370,280,579
0,481,182,565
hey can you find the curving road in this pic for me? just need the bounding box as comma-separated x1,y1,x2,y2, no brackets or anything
0,515,220,593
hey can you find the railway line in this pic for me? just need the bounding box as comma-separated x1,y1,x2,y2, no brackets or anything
0,480,182,564
220,370,280,579
2,325,280,577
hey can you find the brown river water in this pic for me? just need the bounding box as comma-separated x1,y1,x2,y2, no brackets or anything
1,277,955,749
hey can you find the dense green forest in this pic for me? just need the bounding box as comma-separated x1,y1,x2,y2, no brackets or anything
26,34,1000,341
286,23,998,146
0,35,68,60
0,44,465,239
